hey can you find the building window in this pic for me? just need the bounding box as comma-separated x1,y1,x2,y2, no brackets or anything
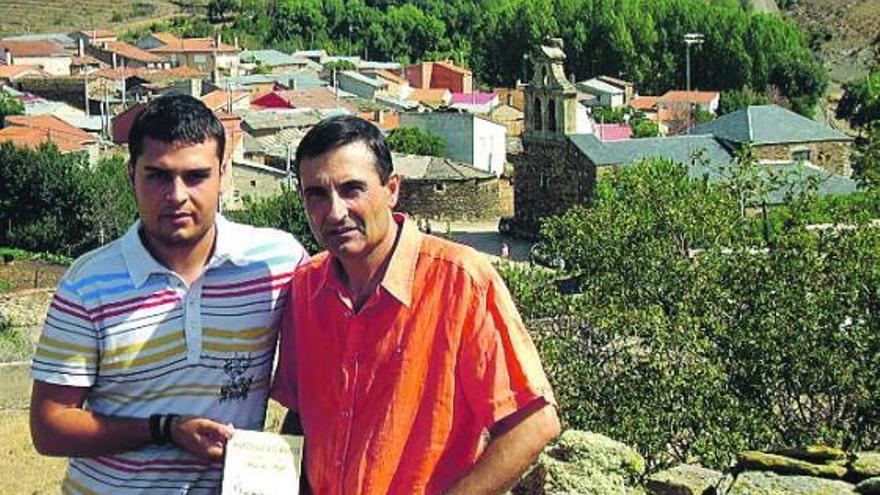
548,98,557,132
434,183,446,193
539,174,549,189
250,180,257,188
792,149,811,162
533,98,542,131
194,54,208,64
232,190,241,199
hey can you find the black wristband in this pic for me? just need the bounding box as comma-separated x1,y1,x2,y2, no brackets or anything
163,414,179,446
149,414,166,445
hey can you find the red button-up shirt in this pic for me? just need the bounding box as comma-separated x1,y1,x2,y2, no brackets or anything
272,215,554,494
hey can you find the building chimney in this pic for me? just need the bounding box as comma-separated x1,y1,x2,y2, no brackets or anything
111,52,117,69
291,79,297,91
234,36,239,50
3,48,11,65
78,38,85,57
215,33,222,48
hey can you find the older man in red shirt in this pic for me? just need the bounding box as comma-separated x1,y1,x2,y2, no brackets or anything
271,115,559,495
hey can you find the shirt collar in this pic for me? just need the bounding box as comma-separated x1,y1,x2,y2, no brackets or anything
121,214,248,288
313,213,421,308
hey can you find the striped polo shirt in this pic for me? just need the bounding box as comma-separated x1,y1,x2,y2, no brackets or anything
31,215,308,494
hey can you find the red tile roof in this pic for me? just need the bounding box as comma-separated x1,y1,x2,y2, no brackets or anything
0,40,67,58
258,87,358,112
147,33,238,54
5,114,96,143
71,55,104,67
103,41,166,63
201,90,249,111
0,126,89,153
75,29,117,39
406,88,451,105
631,96,659,111
0,64,46,79
658,91,720,105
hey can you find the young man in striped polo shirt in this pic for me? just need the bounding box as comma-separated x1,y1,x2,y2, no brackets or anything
29,94,309,494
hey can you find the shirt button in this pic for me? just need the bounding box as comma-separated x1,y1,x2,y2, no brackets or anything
342,410,350,418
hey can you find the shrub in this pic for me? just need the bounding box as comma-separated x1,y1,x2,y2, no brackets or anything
386,126,446,157
502,158,880,471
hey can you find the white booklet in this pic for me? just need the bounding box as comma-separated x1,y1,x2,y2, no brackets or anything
222,430,304,495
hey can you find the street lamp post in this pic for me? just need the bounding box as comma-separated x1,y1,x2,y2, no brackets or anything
684,32,704,94
683,33,704,134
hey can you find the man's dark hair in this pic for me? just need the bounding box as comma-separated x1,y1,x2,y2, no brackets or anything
294,114,393,183
128,94,226,166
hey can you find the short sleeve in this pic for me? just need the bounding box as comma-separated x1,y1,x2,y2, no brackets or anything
30,283,99,387
457,268,556,429
270,290,298,411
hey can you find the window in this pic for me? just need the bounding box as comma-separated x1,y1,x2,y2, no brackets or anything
533,98,542,131
193,54,208,64
434,183,446,193
250,180,257,188
792,149,811,162
232,190,241,199
548,99,557,132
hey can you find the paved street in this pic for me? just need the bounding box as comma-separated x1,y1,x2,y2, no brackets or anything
441,219,533,262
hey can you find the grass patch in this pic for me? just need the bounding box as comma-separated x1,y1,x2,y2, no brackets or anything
0,248,71,266
0,0,190,37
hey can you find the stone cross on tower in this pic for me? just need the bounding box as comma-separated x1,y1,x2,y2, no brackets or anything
524,37,579,140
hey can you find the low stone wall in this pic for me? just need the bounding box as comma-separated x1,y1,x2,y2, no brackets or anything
513,430,880,495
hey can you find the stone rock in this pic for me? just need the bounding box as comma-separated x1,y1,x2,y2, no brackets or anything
774,446,847,463
737,451,848,479
851,453,880,481
729,471,855,495
855,477,880,494
645,464,725,495
513,430,645,495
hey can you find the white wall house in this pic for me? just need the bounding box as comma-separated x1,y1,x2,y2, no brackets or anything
400,112,507,176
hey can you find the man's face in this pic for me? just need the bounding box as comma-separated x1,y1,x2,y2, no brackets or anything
298,141,400,261
131,136,223,252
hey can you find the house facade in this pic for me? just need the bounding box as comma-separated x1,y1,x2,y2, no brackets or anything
400,111,507,176
0,40,72,76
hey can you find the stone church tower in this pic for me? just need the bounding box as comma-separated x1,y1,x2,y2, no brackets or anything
514,37,594,234
523,37,579,141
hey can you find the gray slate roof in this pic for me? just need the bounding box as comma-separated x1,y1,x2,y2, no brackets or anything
689,105,852,145
240,49,308,67
220,71,325,90
568,133,857,203
236,109,325,131
393,154,496,181
339,70,387,89
569,134,735,172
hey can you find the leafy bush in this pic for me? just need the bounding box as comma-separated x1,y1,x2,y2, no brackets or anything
226,187,320,254
386,126,446,157
502,158,880,471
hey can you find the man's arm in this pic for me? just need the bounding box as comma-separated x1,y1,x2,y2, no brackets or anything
30,381,235,460
443,402,560,495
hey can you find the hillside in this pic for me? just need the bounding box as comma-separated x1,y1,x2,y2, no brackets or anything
780,0,879,84
0,0,203,38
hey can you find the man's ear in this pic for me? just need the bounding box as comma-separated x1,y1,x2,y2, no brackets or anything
386,173,402,209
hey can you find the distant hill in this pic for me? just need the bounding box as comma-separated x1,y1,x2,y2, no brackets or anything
0,0,204,39
775,0,878,84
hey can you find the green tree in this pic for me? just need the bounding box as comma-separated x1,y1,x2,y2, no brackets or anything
837,69,880,130
631,118,659,138
718,86,771,115
386,126,445,156
0,92,24,121
226,187,320,254
504,157,880,470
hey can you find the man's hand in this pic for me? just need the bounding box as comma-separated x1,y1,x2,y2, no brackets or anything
170,416,235,461
443,401,560,495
